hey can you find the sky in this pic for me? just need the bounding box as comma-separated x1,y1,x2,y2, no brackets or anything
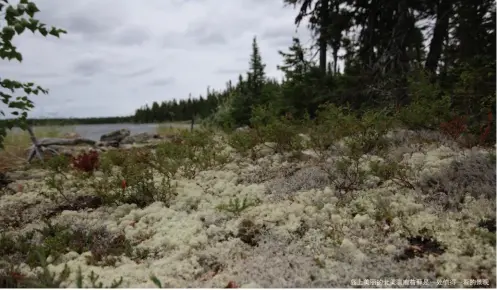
1,0,312,118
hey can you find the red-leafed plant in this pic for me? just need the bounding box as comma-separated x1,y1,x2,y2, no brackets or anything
72,150,100,173
479,111,493,145
440,110,494,147
225,281,239,288
440,115,468,140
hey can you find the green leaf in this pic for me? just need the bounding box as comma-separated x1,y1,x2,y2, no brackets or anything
14,52,22,62
39,27,48,36
27,18,39,33
5,6,18,18
26,2,40,18
49,27,60,37
14,23,25,34
2,26,16,41
16,4,26,15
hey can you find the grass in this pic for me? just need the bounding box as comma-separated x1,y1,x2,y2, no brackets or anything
155,122,196,137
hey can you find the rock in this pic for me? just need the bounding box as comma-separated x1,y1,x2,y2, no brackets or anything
235,126,250,132
254,142,277,157
121,132,161,144
0,172,13,189
99,128,130,143
96,140,120,148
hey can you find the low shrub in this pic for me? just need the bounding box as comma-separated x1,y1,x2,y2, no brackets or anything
395,70,452,130
306,104,394,158
216,197,261,216
369,158,416,190
321,156,368,200
226,129,260,159
89,154,177,208
250,105,304,154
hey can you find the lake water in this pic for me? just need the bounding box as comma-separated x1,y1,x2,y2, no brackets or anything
29,123,193,141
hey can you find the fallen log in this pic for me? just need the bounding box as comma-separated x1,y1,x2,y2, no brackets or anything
36,138,97,146
27,137,97,163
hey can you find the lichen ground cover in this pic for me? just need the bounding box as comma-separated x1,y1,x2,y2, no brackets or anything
0,134,495,288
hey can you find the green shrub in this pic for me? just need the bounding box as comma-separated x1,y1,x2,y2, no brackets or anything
250,105,304,154
369,158,416,190
216,197,261,216
226,129,260,159
307,104,394,158
83,149,176,207
396,70,452,130
307,104,359,157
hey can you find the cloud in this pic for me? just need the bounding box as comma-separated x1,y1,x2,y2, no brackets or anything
117,67,156,78
148,77,175,87
113,26,151,46
72,57,106,77
215,68,246,75
0,0,311,118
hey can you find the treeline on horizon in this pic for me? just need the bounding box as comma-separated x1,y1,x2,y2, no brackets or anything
0,116,134,126
5,0,495,141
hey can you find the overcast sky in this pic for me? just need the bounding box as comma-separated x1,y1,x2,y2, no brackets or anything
1,0,312,118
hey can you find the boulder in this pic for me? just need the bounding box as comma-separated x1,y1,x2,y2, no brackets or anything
121,132,161,144
99,128,130,143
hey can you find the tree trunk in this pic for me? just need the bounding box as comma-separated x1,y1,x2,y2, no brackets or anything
319,0,329,74
367,0,377,69
425,0,452,73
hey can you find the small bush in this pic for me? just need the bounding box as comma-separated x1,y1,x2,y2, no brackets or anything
396,70,452,130
102,149,127,167
312,106,394,157
250,105,304,154
227,129,260,159
216,197,261,216
322,156,368,200
88,159,177,208
45,154,71,174
369,158,416,190
153,129,230,179
352,109,394,155
0,220,134,271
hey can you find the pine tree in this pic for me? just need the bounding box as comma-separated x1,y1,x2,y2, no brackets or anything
277,37,310,81
247,36,266,102
230,36,267,126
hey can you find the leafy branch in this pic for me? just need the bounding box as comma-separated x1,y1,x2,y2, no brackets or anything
0,0,66,147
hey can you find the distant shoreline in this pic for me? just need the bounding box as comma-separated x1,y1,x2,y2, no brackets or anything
0,117,193,126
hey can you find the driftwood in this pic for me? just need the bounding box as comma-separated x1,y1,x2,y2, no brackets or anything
36,138,96,146
27,137,97,163
26,126,44,163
